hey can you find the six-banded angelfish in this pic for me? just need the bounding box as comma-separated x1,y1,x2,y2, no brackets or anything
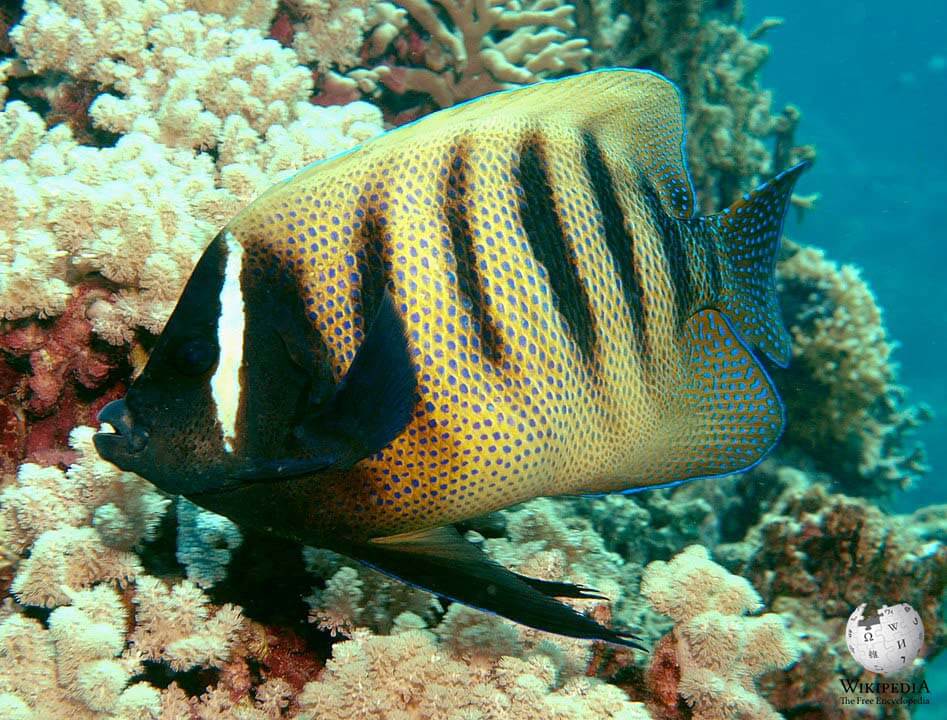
94,69,807,647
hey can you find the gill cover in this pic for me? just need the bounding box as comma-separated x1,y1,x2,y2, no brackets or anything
94,230,417,496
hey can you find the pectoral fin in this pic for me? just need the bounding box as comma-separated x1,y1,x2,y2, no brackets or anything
293,291,417,468
233,291,416,484
352,525,643,648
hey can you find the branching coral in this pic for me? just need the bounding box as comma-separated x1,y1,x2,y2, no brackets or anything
775,241,930,494
640,545,800,720
319,0,592,111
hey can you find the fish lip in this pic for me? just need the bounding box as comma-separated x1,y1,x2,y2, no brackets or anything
94,399,149,460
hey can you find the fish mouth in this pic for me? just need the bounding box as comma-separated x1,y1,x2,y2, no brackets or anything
94,399,149,462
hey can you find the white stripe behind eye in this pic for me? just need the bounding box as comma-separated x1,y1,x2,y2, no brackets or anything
211,232,246,453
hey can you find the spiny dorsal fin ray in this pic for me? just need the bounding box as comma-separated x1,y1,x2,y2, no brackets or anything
712,161,810,366
362,525,644,648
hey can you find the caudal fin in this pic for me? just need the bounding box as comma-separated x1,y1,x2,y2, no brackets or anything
714,161,809,367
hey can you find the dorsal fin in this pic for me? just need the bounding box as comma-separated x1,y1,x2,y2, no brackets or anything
266,69,697,219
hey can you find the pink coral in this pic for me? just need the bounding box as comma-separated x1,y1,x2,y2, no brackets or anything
258,625,326,694
0,283,128,471
0,284,121,416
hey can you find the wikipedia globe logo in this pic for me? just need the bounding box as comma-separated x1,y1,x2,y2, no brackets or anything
846,603,925,675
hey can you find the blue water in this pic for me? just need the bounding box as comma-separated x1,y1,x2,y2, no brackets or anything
753,0,947,507
749,2,946,713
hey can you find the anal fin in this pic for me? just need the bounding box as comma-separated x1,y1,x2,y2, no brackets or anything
659,308,784,484
604,308,784,496
354,526,643,648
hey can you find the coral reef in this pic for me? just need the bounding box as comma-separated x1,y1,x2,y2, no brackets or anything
284,0,382,71
176,498,243,589
0,585,162,719
313,0,592,114
1,427,167,589
303,546,442,636
585,0,816,213
0,0,383,481
303,497,630,678
717,475,947,718
774,241,931,495
307,0,814,215
4,0,384,332
0,1,942,719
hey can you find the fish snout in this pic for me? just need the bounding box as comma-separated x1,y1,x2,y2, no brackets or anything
94,399,149,461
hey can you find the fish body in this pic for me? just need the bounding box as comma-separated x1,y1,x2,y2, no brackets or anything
94,69,806,646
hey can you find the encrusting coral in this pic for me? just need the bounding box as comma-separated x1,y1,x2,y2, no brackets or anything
716,475,947,717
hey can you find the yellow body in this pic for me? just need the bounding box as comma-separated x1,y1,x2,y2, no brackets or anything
226,70,779,538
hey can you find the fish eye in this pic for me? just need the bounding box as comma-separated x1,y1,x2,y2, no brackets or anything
173,338,217,376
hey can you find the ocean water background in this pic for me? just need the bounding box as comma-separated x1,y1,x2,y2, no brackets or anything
750,0,947,508
749,0,946,711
